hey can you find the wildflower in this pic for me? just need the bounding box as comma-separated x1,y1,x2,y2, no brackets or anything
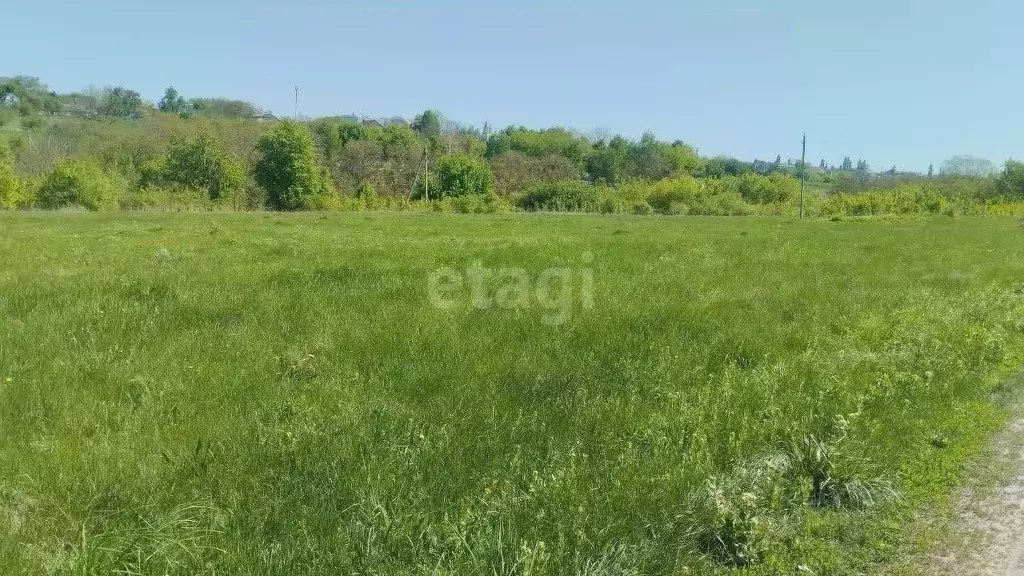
4,376,10,383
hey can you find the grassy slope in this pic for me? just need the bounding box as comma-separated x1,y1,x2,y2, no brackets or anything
0,213,1022,575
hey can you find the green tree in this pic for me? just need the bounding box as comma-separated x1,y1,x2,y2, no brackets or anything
161,132,246,200
158,87,188,115
255,121,333,210
485,127,589,170
312,120,342,162
413,110,442,137
585,136,628,184
338,121,368,147
413,109,443,153
99,87,144,119
703,157,752,178
997,160,1024,199
940,155,997,177
37,158,119,210
371,124,420,161
415,154,492,199
188,98,261,119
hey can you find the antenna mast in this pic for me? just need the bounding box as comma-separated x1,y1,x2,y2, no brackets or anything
799,132,807,220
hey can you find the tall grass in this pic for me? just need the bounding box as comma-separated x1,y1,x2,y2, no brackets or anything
0,213,1022,574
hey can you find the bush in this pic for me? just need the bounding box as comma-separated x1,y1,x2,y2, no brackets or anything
692,191,752,216
356,181,378,208
160,132,246,201
414,154,493,200
631,200,654,215
356,181,378,202
819,184,952,217
37,158,119,210
635,176,703,213
255,121,333,210
0,153,30,210
303,190,342,211
433,191,511,214
120,186,216,211
737,173,798,204
489,151,580,196
518,181,601,212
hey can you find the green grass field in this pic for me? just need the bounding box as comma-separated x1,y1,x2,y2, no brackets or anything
2,213,1023,575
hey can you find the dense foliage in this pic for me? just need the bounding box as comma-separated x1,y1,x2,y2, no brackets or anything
518,180,603,212
2,74,1023,217
155,132,246,200
413,153,493,199
36,158,119,210
255,121,333,210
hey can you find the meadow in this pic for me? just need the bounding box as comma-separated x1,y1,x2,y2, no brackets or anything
1,212,1023,575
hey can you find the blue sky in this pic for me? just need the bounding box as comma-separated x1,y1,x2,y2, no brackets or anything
5,0,1019,171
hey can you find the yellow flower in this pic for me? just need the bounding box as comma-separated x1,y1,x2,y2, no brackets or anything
3,377,10,383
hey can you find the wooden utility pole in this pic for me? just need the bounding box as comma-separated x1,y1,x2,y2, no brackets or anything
294,86,299,120
799,132,807,220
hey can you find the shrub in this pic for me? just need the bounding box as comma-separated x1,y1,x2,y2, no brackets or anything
160,132,246,201
693,191,752,216
638,176,703,213
489,151,580,196
518,180,600,212
633,201,654,215
737,173,797,204
120,186,215,211
37,158,119,210
434,191,512,214
303,190,342,211
255,121,333,210
414,154,493,199
0,153,30,210
819,184,953,217
356,181,378,203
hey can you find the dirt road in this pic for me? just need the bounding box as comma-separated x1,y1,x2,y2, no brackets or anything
927,412,1024,575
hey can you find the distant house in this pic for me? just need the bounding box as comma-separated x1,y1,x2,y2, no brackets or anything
252,112,278,122
333,114,410,128
382,116,410,127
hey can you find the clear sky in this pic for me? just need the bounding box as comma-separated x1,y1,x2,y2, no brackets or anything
5,0,1020,171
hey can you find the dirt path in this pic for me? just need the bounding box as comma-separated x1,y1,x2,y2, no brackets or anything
926,409,1024,575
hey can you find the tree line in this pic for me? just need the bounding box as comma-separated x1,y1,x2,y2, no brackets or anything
2,76,1023,215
